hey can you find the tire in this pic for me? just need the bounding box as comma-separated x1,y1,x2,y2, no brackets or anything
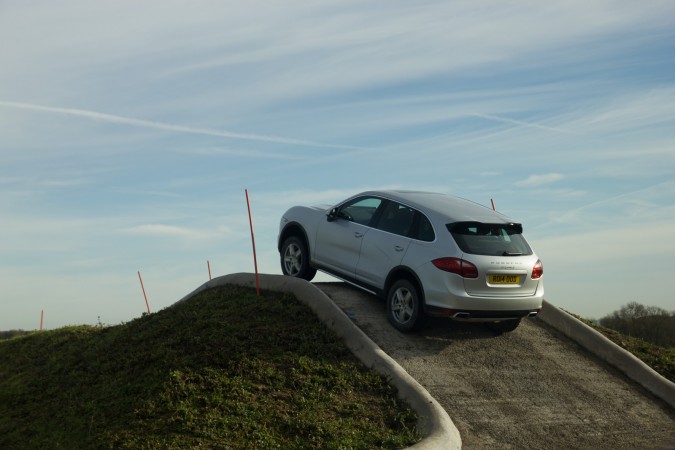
386,279,423,332
488,319,521,334
280,236,316,281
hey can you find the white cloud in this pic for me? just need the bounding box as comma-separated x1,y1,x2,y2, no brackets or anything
548,181,675,226
534,219,675,317
3,1,673,113
516,174,565,187
577,87,675,133
0,0,673,329
536,219,675,263
121,224,217,240
177,147,301,160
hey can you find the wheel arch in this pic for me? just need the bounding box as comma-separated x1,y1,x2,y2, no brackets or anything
278,222,310,252
384,266,426,305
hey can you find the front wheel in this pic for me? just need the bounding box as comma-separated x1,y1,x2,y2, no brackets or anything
387,279,423,332
280,236,316,281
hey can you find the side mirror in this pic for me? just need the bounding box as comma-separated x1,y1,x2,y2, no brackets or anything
327,207,338,222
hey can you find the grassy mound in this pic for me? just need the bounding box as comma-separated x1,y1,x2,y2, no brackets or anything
0,285,420,449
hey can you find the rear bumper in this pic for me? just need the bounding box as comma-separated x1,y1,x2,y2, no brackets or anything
424,305,541,321
421,271,545,320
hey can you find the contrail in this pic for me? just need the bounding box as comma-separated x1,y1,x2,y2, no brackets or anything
469,112,577,135
0,100,364,150
530,180,675,231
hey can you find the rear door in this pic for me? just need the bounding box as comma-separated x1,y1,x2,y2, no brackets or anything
355,201,414,288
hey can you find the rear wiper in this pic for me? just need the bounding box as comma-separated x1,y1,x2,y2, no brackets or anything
502,251,523,256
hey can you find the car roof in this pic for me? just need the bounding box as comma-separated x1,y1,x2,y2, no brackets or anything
356,190,517,225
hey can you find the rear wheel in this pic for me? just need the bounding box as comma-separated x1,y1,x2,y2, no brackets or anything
488,319,521,334
387,279,423,332
280,236,316,281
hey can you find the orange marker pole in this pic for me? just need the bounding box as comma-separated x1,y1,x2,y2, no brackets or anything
207,260,212,280
137,271,152,314
40,310,44,331
245,189,260,296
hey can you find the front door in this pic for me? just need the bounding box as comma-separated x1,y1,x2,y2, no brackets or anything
313,196,383,277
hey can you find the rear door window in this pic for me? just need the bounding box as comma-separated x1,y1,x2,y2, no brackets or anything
375,201,415,236
447,222,532,256
412,213,435,242
372,201,435,241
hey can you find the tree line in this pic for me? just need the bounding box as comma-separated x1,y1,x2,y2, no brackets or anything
0,330,32,340
599,302,675,348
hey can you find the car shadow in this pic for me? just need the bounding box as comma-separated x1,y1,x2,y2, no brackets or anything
315,281,502,350
421,316,500,340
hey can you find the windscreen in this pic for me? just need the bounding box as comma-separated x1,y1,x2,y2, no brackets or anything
447,222,532,256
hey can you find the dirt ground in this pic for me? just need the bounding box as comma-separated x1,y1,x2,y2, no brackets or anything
316,282,675,450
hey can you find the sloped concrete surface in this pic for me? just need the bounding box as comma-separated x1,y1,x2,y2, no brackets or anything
538,300,675,410
316,282,675,449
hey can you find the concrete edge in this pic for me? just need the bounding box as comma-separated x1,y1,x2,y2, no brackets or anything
538,299,675,411
177,273,462,450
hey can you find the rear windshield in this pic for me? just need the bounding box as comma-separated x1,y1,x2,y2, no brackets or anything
447,222,532,256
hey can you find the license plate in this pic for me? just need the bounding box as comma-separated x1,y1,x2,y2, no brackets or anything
489,274,520,285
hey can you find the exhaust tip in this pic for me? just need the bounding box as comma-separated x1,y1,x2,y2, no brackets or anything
452,312,471,319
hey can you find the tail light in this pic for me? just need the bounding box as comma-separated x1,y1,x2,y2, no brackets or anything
531,260,543,279
432,257,479,278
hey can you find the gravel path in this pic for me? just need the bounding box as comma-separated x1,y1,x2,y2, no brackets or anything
316,282,675,449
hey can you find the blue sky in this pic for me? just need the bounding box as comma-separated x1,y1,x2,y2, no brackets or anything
1,1,674,330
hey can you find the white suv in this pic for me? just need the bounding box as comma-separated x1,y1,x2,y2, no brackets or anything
278,190,544,332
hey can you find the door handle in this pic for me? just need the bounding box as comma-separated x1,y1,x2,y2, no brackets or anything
354,232,364,238
394,245,404,252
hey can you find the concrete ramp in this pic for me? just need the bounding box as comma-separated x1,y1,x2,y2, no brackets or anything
317,282,675,449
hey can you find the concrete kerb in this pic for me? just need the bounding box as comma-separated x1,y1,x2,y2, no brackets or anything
538,300,675,411
177,272,462,450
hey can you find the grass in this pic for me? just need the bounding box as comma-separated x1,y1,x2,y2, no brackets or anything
570,313,675,382
0,285,420,449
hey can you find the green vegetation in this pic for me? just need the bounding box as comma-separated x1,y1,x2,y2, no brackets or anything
0,286,419,449
573,312,675,383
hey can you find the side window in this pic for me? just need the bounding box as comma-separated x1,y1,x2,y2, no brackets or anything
413,213,435,242
376,201,415,237
338,197,382,226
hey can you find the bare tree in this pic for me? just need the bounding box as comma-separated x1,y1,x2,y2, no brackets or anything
600,302,675,347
